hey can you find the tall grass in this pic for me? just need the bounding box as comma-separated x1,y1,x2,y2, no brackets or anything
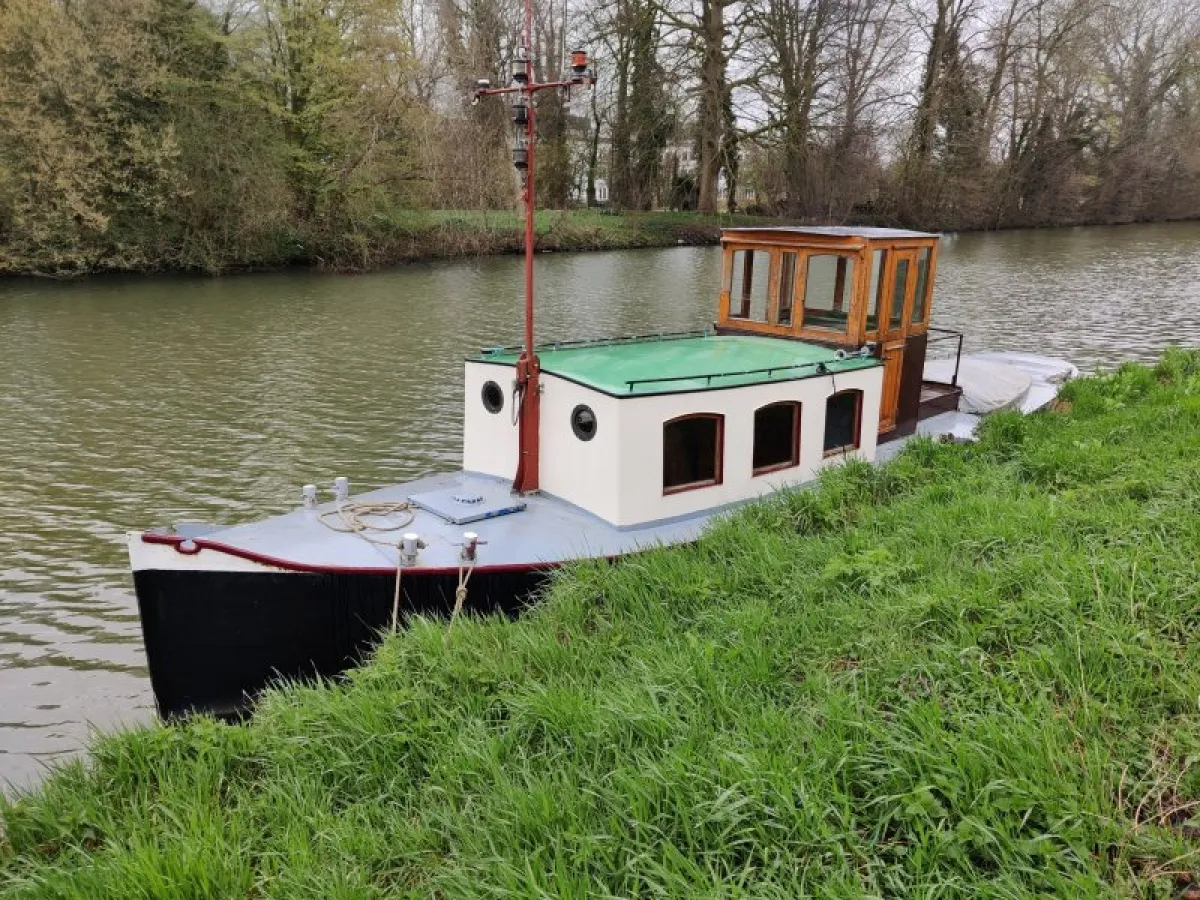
4,349,1200,898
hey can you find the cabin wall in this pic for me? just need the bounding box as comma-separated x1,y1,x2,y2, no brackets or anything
463,361,519,480
537,374,622,525
463,363,623,523
466,359,885,531
612,366,883,528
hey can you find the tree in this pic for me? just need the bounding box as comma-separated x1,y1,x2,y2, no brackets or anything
658,0,738,213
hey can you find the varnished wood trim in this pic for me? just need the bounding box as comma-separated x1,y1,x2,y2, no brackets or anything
722,234,867,252
717,236,940,349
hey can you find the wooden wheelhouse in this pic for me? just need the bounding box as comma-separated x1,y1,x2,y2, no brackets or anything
715,226,960,437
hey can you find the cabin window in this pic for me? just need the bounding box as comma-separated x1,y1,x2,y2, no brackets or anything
753,402,801,474
481,380,504,414
824,390,862,456
663,414,724,494
802,255,854,333
889,258,910,331
777,253,797,326
728,250,771,322
571,404,597,441
912,247,932,324
866,250,886,332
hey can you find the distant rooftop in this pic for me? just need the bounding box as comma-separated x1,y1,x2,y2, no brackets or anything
722,225,939,240
474,333,879,398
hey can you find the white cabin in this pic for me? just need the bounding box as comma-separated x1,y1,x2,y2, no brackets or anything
463,334,883,528
461,225,953,530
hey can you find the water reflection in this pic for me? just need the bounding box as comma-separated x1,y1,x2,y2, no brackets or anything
1,223,1197,790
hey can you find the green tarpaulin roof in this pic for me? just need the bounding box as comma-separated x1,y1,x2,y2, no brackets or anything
473,333,878,397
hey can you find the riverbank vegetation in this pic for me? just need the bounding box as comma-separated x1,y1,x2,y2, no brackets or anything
3,350,1200,896
2,0,1199,275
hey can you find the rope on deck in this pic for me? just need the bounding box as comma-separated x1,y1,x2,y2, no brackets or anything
318,501,415,548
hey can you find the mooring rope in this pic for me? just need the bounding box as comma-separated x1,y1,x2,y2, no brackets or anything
445,559,475,643
391,556,404,633
316,499,474,639
318,500,417,633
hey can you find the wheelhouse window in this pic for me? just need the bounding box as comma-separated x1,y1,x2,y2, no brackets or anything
912,247,932,325
866,250,886,332
889,257,910,331
802,255,854,334
824,390,862,456
777,253,797,326
663,414,724,494
753,402,801,474
728,250,771,323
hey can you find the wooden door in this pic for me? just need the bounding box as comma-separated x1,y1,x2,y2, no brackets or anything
878,251,918,432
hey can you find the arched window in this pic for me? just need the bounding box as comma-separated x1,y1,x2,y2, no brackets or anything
824,390,863,456
663,414,724,494
753,402,801,475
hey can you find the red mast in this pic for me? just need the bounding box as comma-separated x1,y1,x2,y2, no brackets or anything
474,7,592,494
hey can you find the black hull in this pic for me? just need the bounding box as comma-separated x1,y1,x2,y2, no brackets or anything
133,567,547,719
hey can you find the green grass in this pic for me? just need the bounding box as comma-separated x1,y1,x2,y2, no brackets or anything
4,349,1200,897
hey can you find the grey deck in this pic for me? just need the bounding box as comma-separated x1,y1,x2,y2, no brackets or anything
174,472,727,572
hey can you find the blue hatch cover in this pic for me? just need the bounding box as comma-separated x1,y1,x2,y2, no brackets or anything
407,485,527,525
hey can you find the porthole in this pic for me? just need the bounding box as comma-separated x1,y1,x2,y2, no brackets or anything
481,380,504,414
571,404,597,441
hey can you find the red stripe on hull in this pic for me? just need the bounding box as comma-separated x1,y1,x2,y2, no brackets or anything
140,532,564,577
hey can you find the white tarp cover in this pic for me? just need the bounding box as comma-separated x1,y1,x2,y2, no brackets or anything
964,351,1079,385
924,357,1034,414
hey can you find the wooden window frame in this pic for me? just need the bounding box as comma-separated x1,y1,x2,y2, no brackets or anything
752,401,802,476
795,250,864,343
823,389,863,458
718,236,938,344
728,249,774,322
886,253,916,337
720,242,866,343
663,413,725,495
864,249,888,339
910,246,934,328
776,251,798,326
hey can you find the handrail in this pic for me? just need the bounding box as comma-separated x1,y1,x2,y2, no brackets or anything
625,358,856,392
480,329,708,357
926,326,964,387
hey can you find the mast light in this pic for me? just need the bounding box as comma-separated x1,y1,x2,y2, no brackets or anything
512,96,529,126
513,46,530,84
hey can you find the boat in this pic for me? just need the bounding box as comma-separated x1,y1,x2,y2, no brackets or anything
127,39,1076,721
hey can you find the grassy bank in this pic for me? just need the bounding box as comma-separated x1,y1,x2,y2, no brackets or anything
273,209,781,274
0,210,776,277
375,209,778,263
3,351,1200,897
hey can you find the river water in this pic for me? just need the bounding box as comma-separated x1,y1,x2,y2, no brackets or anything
1,222,1197,790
